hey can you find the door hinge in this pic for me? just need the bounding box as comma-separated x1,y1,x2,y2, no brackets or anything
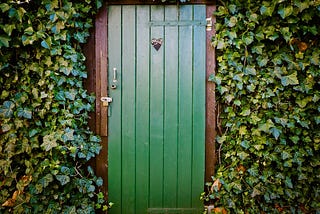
101,97,113,107
206,17,212,31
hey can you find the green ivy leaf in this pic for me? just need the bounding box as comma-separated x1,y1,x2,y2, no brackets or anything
208,73,221,85
280,27,292,42
247,167,259,177
41,38,52,49
258,119,274,133
252,44,264,54
296,96,312,108
0,3,10,12
0,101,15,118
244,66,257,76
285,176,293,188
278,6,293,19
270,127,281,139
1,123,11,132
257,56,268,67
65,90,77,100
239,126,247,135
237,151,249,160
29,129,39,137
62,128,74,142
0,36,10,47
281,150,292,160
281,72,299,86
17,107,32,119
260,4,274,16
216,135,226,144
39,174,54,188
3,24,15,36
96,177,103,187
289,135,299,144
228,16,237,28
240,140,250,149
41,133,58,151
311,51,319,65
243,33,254,45
95,0,102,9
56,175,70,186
90,135,101,143
294,1,310,12
240,108,250,116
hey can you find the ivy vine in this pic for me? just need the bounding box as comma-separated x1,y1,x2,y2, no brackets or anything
0,0,108,213
202,0,320,213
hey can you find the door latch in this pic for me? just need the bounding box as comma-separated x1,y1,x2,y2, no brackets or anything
101,97,113,107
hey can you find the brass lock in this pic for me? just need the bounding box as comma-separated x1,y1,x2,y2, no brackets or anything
101,97,113,107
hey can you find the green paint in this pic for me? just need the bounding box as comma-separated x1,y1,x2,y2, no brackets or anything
108,5,206,214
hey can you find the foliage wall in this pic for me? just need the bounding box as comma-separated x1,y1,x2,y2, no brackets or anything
0,0,107,213
203,0,320,213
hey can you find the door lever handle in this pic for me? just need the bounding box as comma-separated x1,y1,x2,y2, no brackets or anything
113,67,117,82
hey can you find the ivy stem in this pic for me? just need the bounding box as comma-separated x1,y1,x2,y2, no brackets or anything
74,166,83,178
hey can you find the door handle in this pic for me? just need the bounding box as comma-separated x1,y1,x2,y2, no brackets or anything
113,68,117,82
111,68,117,89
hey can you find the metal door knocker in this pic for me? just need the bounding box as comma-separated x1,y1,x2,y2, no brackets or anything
151,38,163,51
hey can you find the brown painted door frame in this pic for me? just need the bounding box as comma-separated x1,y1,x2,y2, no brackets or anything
84,0,217,197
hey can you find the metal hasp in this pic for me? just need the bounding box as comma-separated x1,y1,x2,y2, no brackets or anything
101,96,113,107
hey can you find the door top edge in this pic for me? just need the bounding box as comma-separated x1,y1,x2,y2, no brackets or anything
105,0,215,5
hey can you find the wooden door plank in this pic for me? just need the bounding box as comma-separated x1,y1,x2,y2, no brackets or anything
135,5,151,214
177,5,193,208
92,5,109,199
205,5,217,182
107,5,123,214
163,5,179,208
149,5,165,209
97,5,108,137
121,5,137,214
192,5,206,208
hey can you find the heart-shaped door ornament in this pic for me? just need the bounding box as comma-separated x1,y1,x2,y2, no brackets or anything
151,38,163,51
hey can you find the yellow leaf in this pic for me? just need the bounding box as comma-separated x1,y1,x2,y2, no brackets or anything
211,179,222,192
1,190,21,207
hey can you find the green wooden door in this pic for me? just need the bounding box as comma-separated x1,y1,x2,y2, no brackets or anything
108,5,206,214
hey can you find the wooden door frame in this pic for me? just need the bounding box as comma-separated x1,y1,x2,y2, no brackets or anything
84,0,217,197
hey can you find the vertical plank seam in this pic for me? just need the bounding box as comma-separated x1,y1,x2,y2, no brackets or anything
176,6,180,208
148,5,152,209
134,5,138,213
191,5,195,208
120,5,123,212
162,5,165,209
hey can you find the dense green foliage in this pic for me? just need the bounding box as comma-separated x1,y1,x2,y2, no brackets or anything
202,0,320,213
0,0,108,213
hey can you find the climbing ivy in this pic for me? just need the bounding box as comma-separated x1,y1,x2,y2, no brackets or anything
202,0,320,213
0,0,109,213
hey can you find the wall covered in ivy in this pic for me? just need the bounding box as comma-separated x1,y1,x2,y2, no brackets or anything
203,0,320,213
1,0,320,213
0,0,107,213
